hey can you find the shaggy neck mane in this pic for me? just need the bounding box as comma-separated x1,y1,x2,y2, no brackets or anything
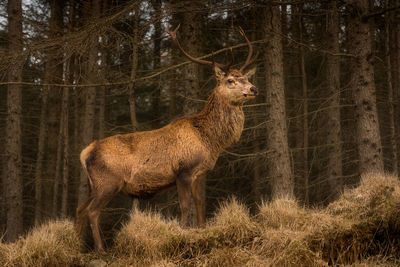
190,89,244,152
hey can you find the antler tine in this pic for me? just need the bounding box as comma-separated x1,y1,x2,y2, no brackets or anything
165,23,180,40
166,24,227,69
223,48,234,72
247,51,259,66
238,27,255,72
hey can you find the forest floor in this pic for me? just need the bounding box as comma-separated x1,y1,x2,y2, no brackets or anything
1,172,400,266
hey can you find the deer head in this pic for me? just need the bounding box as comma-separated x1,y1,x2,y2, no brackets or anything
213,66,258,105
166,25,259,105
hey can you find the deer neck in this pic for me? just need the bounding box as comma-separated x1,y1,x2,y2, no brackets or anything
191,90,245,152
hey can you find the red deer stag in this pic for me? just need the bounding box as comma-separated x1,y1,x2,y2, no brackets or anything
76,25,258,252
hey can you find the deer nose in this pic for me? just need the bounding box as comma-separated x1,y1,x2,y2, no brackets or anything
250,87,258,95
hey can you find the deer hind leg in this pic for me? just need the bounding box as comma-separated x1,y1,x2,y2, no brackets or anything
75,195,94,241
87,185,120,252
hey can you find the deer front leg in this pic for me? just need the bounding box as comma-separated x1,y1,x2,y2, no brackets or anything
176,178,191,227
191,174,206,227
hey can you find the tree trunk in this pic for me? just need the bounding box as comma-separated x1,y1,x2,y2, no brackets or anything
52,74,70,218
43,0,64,219
61,84,69,217
385,0,398,175
180,1,205,224
325,0,343,199
390,0,400,173
73,59,82,184
61,0,73,215
290,4,306,199
52,101,64,217
169,46,177,120
60,57,71,218
298,6,309,204
151,0,162,128
77,0,101,207
34,86,48,225
348,0,384,174
4,0,24,242
181,1,202,115
98,1,107,140
168,9,181,120
128,3,140,211
263,3,294,199
129,3,140,132
98,86,106,140
250,7,263,203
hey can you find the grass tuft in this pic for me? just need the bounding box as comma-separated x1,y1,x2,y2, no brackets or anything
112,207,183,263
206,197,258,244
310,173,400,265
258,197,307,230
0,220,80,267
327,173,400,220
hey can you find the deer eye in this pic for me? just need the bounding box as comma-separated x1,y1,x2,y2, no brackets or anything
227,79,234,84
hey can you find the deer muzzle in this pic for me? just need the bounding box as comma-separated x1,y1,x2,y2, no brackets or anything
250,87,258,95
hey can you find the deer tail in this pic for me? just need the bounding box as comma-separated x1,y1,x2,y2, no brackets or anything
80,142,97,192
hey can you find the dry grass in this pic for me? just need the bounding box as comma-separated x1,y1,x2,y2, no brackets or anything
1,173,399,266
327,173,400,221
112,207,183,265
202,197,258,246
256,199,328,266
112,197,258,265
186,246,272,267
306,173,400,265
258,197,307,230
0,220,81,267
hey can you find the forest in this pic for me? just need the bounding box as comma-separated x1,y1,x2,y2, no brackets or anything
1,0,400,265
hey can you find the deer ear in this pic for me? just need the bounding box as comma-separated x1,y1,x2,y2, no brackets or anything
214,65,225,80
244,67,256,78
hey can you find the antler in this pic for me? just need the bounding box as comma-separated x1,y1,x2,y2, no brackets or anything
224,48,234,71
166,25,257,73
238,27,258,72
166,24,229,70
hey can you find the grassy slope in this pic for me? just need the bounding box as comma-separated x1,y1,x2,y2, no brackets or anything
1,173,399,266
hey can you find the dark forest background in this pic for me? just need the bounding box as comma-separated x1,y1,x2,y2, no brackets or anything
1,0,400,243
